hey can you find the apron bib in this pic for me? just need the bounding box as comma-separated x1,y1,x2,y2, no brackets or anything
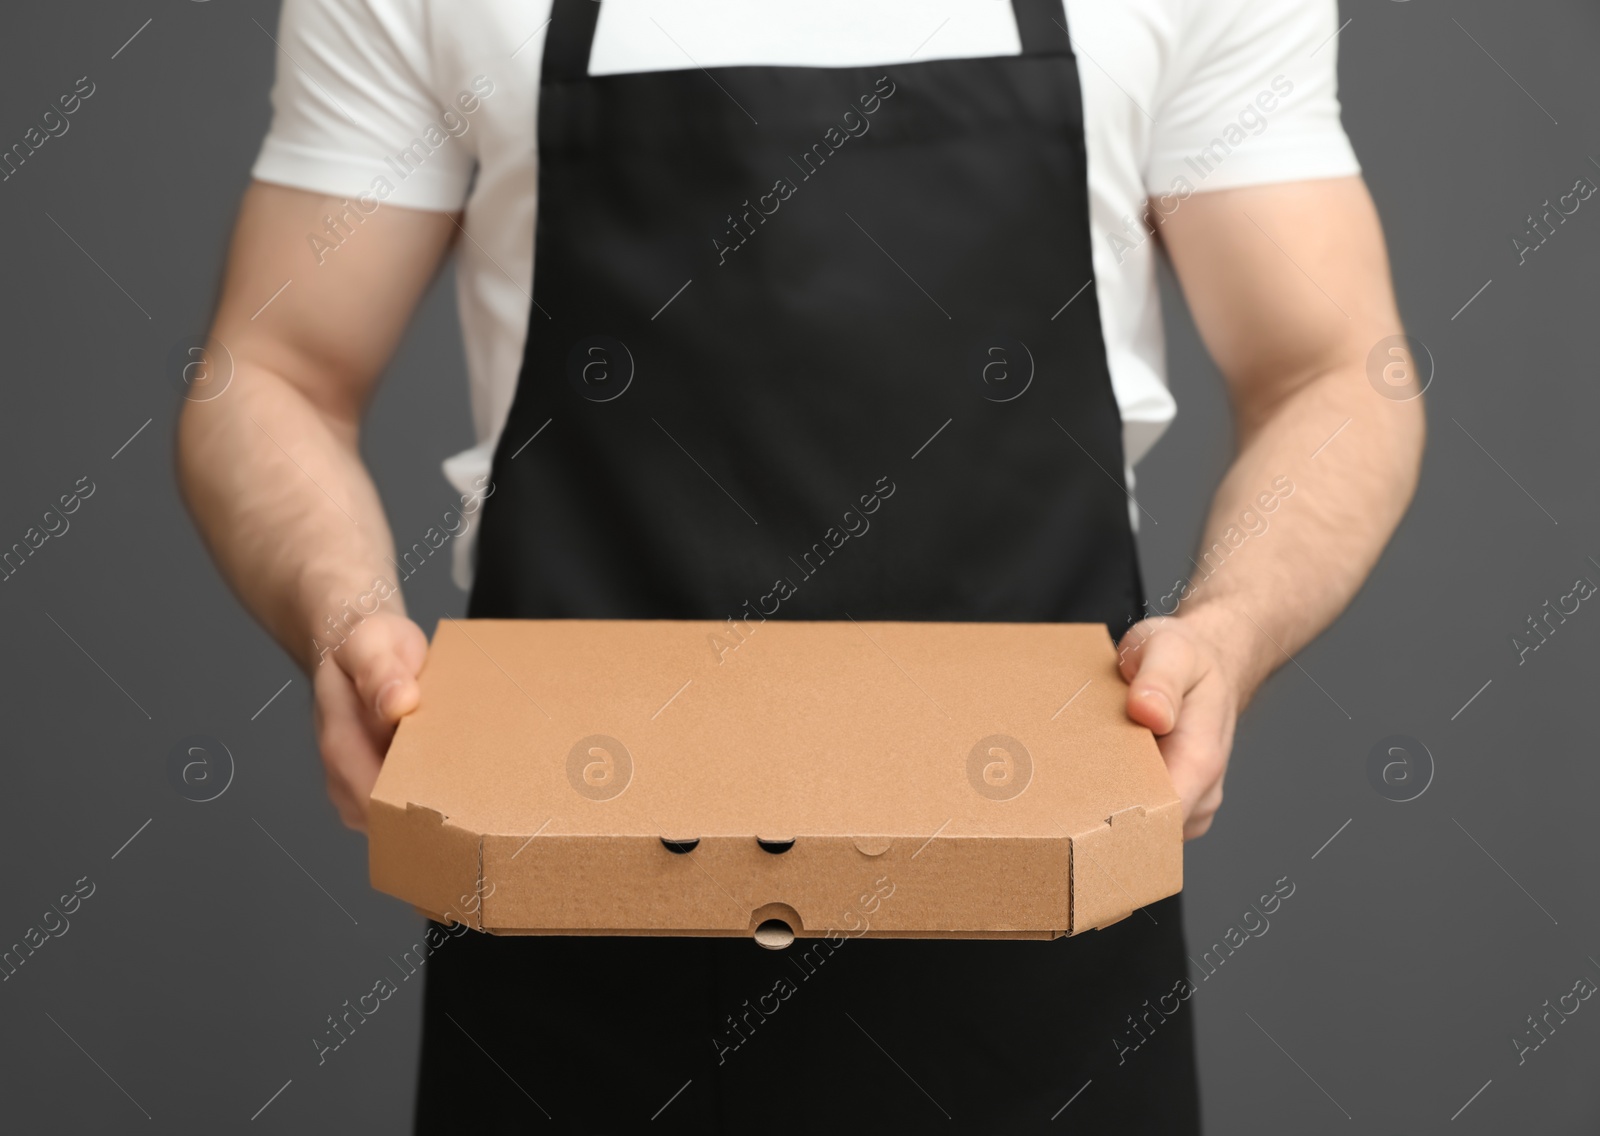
421,3,1198,1129
467,0,1143,628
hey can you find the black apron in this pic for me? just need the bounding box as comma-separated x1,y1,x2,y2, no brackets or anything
419,1,1198,1129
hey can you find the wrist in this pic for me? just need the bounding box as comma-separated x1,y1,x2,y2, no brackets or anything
295,566,407,673
1172,601,1263,708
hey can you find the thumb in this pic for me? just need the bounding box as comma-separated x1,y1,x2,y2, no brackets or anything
330,611,428,725
1118,620,1198,737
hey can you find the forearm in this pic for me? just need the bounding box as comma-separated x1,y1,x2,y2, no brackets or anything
177,364,405,672
176,183,461,673
1174,362,1424,703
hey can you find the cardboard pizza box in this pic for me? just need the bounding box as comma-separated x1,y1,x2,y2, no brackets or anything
369,619,1181,946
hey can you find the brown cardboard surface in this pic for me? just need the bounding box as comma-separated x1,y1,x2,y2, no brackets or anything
370,619,1181,941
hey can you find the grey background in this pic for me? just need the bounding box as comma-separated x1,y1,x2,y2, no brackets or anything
1,0,1596,1130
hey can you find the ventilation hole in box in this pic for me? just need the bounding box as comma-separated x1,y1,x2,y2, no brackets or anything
754,919,795,950
756,837,795,855
659,838,700,855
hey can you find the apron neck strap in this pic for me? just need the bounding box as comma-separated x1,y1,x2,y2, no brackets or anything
543,0,1070,84
544,0,604,84
1011,0,1073,56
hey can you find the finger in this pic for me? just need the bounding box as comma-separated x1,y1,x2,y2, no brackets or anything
1184,809,1217,841
1184,781,1224,841
314,656,386,832
328,781,366,832
1153,668,1233,820
331,612,428,724
1120,623,1202,736
1159,717,1216,818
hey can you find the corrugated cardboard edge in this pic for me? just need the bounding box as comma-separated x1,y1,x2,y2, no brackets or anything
1068,800,1184,933
368,798,484,931
372,810,1180,938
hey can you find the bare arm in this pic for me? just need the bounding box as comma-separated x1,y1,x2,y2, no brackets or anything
1120,176,1426,837
178,181,457,827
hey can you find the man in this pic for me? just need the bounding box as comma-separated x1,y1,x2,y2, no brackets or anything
179,0,1423,1130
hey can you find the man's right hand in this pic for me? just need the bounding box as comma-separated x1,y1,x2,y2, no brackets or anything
312,611,428,831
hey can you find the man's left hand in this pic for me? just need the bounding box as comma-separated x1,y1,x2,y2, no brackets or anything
1119,614,1242,840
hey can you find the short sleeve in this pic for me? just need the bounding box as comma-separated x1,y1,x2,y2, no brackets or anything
251,0,473,211
1143,0,1360,196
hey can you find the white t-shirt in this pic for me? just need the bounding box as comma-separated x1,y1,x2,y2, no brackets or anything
253,0,1359,587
